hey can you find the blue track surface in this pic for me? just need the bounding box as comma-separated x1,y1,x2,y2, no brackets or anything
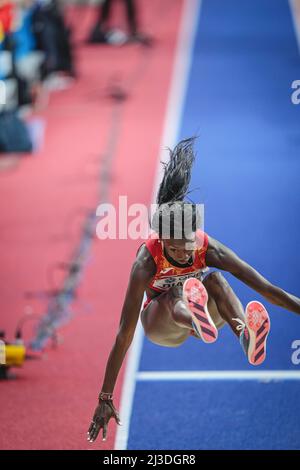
128,0,300,449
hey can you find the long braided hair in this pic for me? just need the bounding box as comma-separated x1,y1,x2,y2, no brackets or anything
152,137,202,239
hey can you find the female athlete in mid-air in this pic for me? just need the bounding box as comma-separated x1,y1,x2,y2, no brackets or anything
87,138,300,443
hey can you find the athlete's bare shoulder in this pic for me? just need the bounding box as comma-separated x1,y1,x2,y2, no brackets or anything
131,243,156,281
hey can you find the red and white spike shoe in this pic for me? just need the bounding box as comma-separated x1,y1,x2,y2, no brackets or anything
183,278,218,343
234,301,271,366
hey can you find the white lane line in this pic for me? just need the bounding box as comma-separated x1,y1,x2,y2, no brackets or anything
114,0,203,450
136,370,300,381
114,317,145,450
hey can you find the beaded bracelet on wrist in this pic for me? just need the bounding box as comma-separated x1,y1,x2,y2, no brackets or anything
99,392,114,402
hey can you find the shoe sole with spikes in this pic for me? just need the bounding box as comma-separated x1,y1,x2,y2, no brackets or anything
183,278,218,343
245,301,270,366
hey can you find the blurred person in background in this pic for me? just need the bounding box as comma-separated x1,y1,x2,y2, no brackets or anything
87,0,151,46
0,0,33,159
1,0,43,107
12,0,44,107
0,0,14,85
0,0,75,160
31,0,76,86
0,0,14,39
1,0,75,104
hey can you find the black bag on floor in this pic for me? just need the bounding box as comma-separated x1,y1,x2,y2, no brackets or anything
0,111,33,153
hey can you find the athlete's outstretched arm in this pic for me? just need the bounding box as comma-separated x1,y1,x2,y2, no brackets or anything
206,236,300,316
101,246,155,394
87,245,155,443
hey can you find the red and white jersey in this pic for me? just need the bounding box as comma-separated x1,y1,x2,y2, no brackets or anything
144,230,209,293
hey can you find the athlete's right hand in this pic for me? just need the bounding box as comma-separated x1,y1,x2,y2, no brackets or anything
87,400,122,443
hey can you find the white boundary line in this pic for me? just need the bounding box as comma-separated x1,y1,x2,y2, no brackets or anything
136,370,300,382
289,0,300,53
114,0,202,450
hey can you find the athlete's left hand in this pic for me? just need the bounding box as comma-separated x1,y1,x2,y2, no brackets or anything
87,400,122,443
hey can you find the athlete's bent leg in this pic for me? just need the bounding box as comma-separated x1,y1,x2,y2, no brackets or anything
141,287,194,348
203,271,244,337
203,271,270,365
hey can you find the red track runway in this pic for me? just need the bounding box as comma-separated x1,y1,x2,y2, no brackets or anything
0,1,183,449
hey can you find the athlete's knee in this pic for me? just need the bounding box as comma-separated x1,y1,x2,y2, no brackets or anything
204,271,224,285
145,333,186,348
204,271,230,294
